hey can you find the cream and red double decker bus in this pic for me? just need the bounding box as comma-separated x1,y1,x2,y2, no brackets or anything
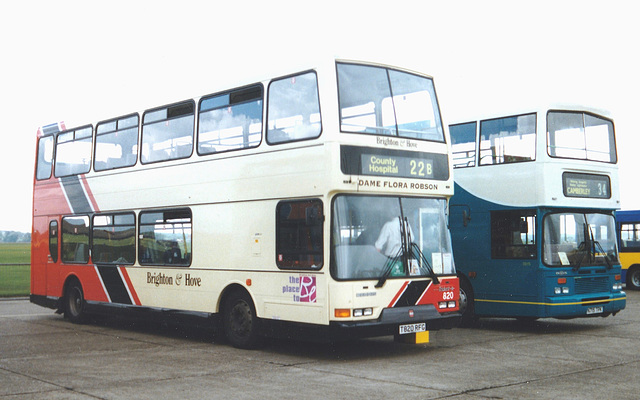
31,58,461,348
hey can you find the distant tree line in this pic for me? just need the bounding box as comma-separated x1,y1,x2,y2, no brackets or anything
0,231,31,243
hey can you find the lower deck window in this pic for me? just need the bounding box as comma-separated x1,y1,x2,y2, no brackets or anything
61,216,90,263
139,209,192,266
276,200,323,269
92,213,136,264
491,211,536,259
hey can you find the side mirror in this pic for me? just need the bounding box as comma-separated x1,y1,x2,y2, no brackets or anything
463,210,471,227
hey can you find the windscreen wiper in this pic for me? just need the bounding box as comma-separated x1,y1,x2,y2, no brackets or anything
593,240,613,269
409,243,440,284
375,251,401,288
573,223,593,271
573,241,587,271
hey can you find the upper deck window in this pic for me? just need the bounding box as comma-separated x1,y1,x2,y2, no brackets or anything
95,114,139,171
450,122,477,168
479,113,536,165
547,111,616,163
55,126,93,177
337,63,444,142
141,101,195,164
267,71,321,144
198,85,263,154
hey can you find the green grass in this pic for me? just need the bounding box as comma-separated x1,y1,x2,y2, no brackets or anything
0,243,31,297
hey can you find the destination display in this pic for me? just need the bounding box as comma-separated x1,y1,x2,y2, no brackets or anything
341,145,449,180
563,172,611,199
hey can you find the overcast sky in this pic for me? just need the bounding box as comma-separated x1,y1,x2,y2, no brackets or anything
1,0,638,232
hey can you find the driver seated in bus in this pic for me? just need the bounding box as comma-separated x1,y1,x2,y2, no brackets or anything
375,216,414,258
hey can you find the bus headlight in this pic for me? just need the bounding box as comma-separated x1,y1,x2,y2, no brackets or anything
352,308,373,317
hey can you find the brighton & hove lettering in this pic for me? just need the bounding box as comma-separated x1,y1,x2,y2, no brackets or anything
147,272,173,287
185,274,201,287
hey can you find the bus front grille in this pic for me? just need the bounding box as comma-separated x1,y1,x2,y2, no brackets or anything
575,276,609,294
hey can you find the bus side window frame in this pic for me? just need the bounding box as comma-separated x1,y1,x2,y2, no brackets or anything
141,101,195,164
92,212,136,265
275,199,324,270
266,70,322,145
54,126,94,177
490,210,537,260
138,208,192,267
36,135,55,180
197,84,264,156
94,114,140,172
49,220,59,263
60,215,91,264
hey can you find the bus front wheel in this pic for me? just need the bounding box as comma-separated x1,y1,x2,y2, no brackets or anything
458,277,477,327
627,267,640,290
223,290,262,349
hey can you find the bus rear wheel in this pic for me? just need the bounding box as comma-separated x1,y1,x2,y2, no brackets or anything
223,290,262,349
64,280,86,324
628,267,640,290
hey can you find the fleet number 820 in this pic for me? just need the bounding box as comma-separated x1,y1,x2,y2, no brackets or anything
442,291,455,300
410,160,432,177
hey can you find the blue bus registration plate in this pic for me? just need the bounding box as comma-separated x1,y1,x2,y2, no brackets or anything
399,323,426,335
586,306,603,315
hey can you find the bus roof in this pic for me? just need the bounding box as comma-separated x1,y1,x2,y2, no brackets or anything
616,210,640,222
447,101,613,126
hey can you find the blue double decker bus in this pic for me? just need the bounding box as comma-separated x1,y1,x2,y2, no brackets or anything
448,103,626,323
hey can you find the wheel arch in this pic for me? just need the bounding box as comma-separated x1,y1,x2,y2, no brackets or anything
218,283,255,315
58,274,83,312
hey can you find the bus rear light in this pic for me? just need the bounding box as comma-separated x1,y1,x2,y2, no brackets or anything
335,309,351,318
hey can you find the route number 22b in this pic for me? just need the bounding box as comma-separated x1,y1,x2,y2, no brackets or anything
410,160,432,177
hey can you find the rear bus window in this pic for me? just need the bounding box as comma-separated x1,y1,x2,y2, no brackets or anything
36,135,55,180
49,220,58,263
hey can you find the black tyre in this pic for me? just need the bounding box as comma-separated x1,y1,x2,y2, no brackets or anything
223,290,262,349
64,280,86,324
458,277,477,327
627,267,640,290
